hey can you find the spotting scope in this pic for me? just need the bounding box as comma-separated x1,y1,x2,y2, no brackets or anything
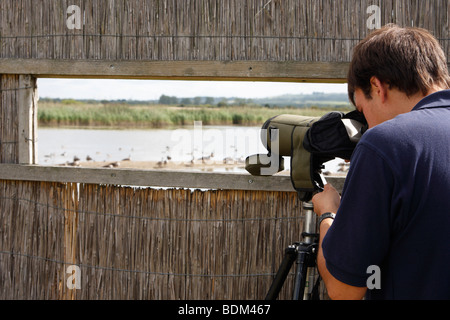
245,110,367,201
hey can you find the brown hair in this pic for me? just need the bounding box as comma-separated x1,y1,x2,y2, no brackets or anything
347,24,450,105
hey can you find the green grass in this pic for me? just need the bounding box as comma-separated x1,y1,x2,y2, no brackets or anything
38,100,352,128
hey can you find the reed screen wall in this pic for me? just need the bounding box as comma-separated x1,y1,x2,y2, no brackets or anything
0,75,20,163
1,180,308,300
1,0,449,62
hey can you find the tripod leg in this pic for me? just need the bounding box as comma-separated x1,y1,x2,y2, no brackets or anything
292,201,318,300
292,248,308,300
265,245,298,300
265,201,318,300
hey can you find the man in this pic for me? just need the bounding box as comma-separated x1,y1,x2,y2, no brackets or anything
312,24,450,300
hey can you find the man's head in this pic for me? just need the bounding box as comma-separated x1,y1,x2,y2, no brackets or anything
348,24,450,126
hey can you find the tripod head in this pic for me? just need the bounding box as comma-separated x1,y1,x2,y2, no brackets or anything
245,110,367,201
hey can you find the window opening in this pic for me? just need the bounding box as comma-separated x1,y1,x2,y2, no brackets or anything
37,79,350,174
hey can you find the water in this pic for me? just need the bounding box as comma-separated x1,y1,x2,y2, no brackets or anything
37,126,343,173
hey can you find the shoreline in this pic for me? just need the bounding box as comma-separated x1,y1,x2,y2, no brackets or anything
58,159,347,177
61,158,250,172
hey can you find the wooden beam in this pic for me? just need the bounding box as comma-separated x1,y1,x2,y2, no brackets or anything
0,164,346,193
0,59,349,82
17,75,38,164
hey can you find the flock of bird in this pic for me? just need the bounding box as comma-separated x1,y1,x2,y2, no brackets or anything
43,144,350,173
154,147,246,169
43,144,247,169
42,146,132,168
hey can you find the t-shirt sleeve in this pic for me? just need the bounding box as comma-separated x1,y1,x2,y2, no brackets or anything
322,142,394,287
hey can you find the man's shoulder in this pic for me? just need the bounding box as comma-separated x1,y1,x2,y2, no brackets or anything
359,104,448,146
354,116,417,168
355,105,450,170
358,119,400,149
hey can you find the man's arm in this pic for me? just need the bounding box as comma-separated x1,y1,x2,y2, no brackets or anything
312,184,367,300
317,219,367,300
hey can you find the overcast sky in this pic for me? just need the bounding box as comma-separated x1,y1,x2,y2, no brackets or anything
37,78,348,100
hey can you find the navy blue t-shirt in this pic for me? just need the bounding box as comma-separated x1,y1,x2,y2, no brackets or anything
322,90,450,299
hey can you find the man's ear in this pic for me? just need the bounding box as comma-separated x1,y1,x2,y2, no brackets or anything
370,76,389,103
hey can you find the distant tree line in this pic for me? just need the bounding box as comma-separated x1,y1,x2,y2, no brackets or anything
158,94,216,106
158,95,255,107
39,92,352,110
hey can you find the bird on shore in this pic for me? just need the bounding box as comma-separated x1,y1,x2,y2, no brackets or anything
337,162,350,172
164,146,172,161
103,161,120,168
223,157,234,164
156,158,168,168
66,160,80,167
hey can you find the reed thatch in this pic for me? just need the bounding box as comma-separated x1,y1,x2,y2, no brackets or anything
0,180,78,299
0,180,314,300
0,75,20,164
0,0,448,62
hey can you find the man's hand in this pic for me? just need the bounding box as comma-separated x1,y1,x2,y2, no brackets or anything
312,184,341,216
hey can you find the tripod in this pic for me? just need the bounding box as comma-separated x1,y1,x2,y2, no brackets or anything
265,201,321,300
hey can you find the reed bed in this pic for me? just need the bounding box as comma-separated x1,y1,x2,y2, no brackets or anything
37,100,341,128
